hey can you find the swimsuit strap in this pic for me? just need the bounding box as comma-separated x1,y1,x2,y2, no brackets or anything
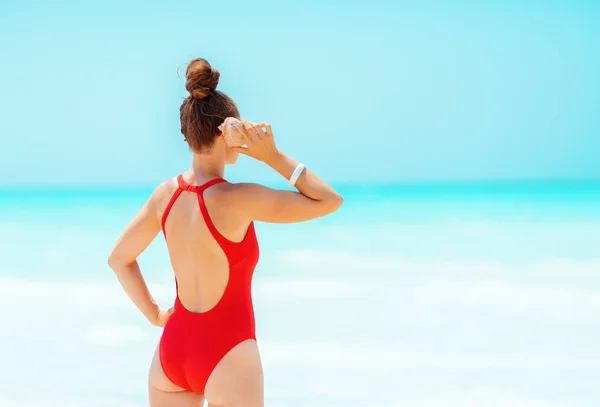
177,174,226,193
176,174,231,247
176,175,252,250
161,183,183,237
161,175,226,237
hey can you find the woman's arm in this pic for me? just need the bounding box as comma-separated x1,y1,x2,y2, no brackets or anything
107,184,171,326
230,121,343,224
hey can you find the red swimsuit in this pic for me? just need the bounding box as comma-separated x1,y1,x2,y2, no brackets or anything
158,174,260,394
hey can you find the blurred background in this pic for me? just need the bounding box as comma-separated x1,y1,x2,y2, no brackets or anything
1,1,599,406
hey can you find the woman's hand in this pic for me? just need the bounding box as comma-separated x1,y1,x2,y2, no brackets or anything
151,307,175,327
232,120,280,164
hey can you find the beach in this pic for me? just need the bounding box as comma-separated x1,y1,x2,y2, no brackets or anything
0,180,599,406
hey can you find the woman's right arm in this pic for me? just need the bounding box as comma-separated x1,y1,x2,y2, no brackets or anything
229,121,343,224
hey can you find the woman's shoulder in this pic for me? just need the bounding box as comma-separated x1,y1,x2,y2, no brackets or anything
146,176,180,214
154,176,178,197
213,181,271,202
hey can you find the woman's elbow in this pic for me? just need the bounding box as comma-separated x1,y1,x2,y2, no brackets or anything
107,252,119,270
334,192,344,210
107,251,129,271
324,192,344,214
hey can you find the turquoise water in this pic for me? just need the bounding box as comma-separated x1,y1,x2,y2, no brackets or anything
1,180,600,407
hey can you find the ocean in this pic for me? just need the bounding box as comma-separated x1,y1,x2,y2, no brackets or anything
0,179,599,407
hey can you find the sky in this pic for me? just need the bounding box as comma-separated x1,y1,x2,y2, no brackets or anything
0,0,599,186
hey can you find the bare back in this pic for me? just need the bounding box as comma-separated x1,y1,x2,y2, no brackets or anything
159,174,252,313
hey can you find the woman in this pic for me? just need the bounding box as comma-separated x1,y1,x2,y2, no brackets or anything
107,57,343,407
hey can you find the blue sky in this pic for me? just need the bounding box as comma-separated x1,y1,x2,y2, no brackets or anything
0,0,598,186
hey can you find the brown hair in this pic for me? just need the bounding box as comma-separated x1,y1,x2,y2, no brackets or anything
180,58,240,152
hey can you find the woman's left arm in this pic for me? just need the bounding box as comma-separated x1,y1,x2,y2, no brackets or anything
108,184,171,327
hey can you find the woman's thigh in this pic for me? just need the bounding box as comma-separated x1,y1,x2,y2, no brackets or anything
148,344,204,407
204,339,264,407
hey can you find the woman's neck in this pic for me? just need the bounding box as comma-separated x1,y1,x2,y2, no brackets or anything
190,151,225,180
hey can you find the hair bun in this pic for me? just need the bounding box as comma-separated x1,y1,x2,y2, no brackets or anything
185,58,220,100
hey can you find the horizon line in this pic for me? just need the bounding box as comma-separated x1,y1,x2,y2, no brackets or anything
0,176,599,193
